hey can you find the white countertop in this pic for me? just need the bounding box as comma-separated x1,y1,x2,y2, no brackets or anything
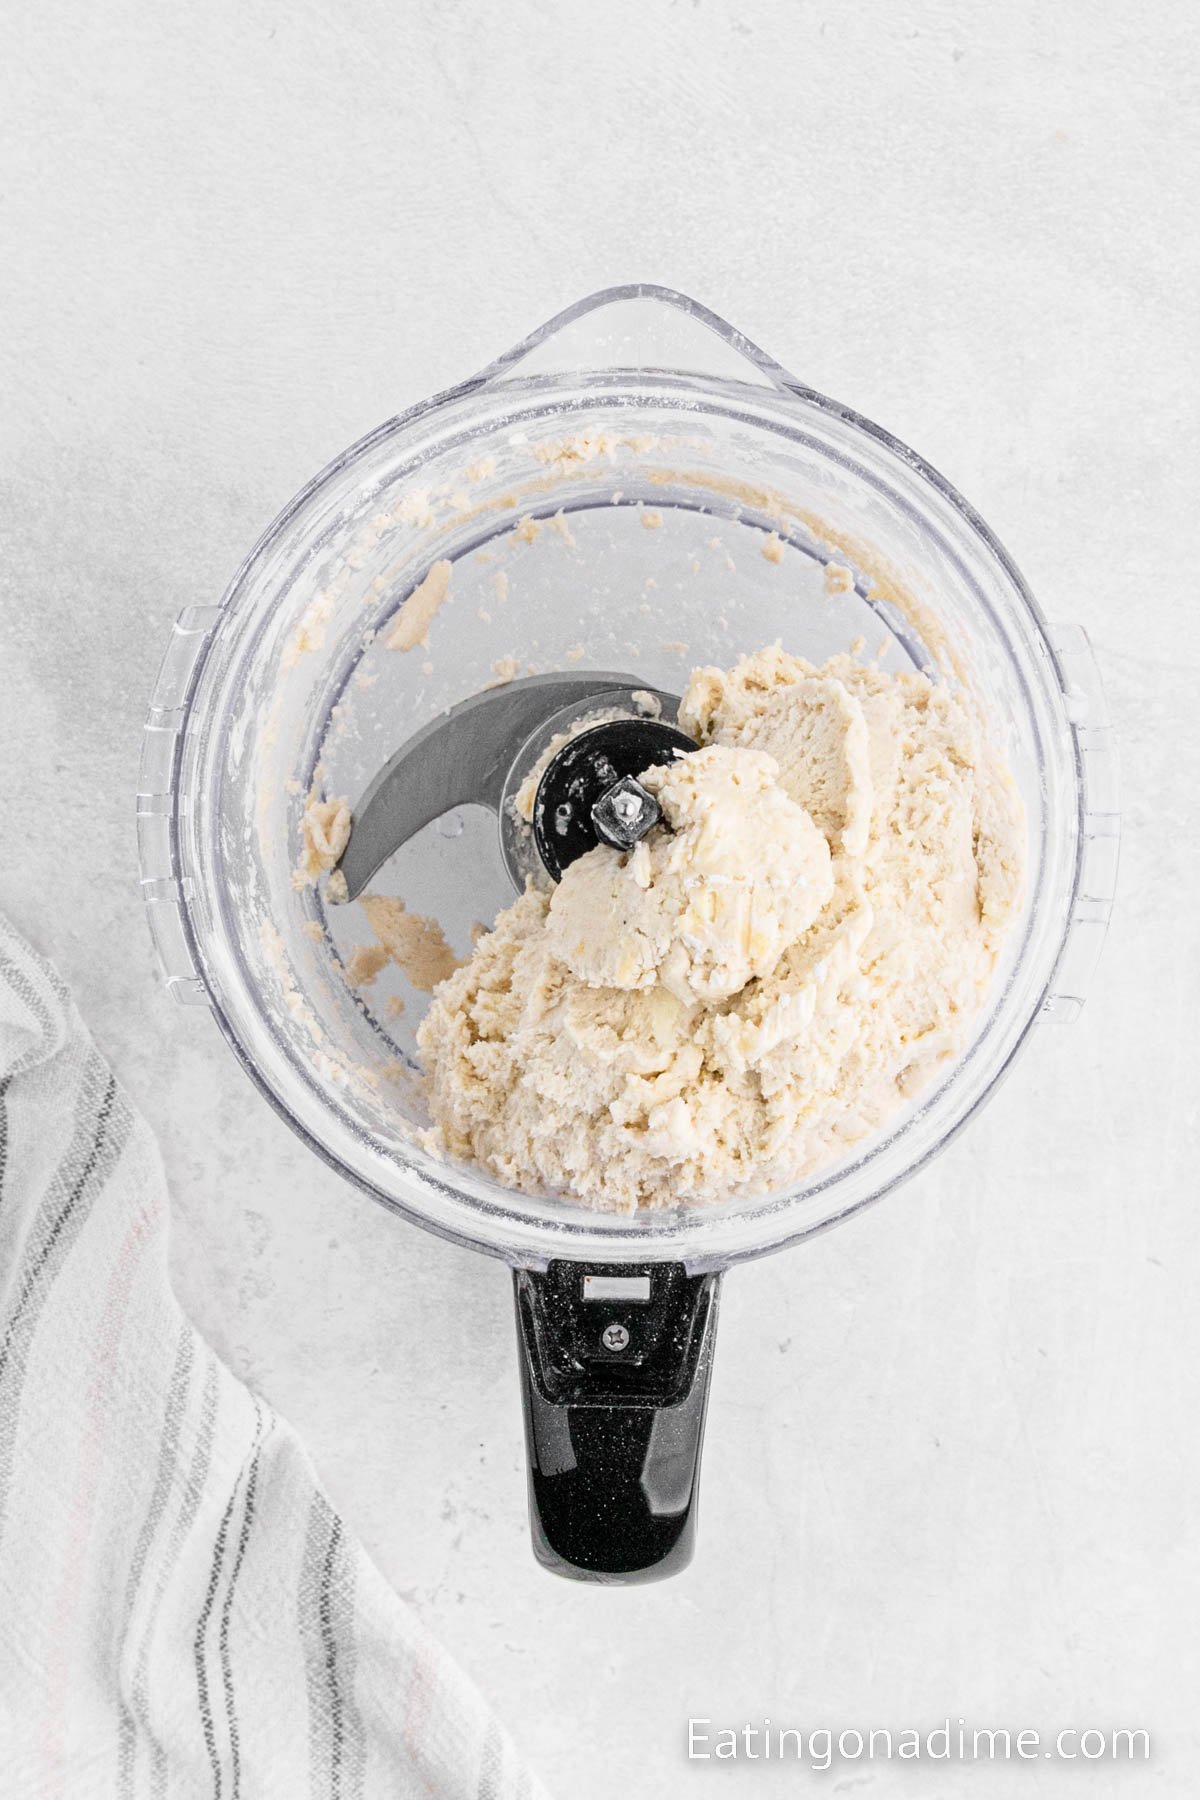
3,1,1196,1792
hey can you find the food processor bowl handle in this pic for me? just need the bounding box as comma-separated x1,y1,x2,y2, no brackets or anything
513,1262,721,1583
471,283,804,395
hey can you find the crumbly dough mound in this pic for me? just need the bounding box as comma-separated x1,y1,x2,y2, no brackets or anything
545,745,833,1003
417,647,1025,1211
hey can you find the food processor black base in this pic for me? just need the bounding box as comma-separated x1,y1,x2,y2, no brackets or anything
514,1263,720,1582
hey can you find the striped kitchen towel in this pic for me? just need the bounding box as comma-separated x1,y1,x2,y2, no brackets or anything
0,913,548,1800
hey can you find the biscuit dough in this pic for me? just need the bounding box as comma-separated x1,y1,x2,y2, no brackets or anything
359,894,463,992
544,746,833,1003
417,647,1026,1211
385,559,452,652
295,792,351,886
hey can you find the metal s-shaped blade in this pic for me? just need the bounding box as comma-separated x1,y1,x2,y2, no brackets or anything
335,671,670,903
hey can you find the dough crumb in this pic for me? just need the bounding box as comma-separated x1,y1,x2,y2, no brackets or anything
294,793,351,887
300,920,325,943
761,532,785,564
359,895,463,992
511,515,542,546
531,432,617,468
824,562,854,594
344,943,390,988
641,510,663,529
385,560,452,652
494,570,509,604
392,491,436,529
385,994,407,1019
487,655,520,687
548,510,577,547
285,590,336,665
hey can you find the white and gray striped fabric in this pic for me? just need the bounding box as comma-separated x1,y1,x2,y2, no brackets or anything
0,915,548,1800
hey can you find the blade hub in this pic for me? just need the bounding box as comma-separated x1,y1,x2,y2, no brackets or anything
532,717,697,881
591,775,661,851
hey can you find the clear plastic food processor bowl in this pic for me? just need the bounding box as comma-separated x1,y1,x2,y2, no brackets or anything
138,287,1118,1271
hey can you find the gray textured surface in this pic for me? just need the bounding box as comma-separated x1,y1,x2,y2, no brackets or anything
3,1,1197,1792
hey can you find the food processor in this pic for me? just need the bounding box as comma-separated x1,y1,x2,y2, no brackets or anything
137,285,1118,1582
